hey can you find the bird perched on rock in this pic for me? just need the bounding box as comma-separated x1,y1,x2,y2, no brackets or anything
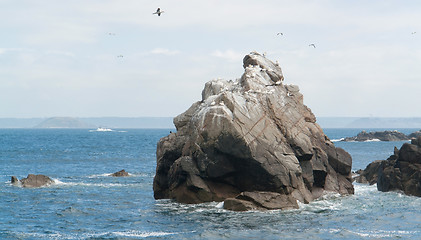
153,8,164,16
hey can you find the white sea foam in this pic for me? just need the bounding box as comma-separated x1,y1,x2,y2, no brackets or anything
113,230,177,238
88,173,113,178
88,172,148,178
348,229,419,238
330,138,344,142
364,138,381,142
52,179,143,188
215,201,224,209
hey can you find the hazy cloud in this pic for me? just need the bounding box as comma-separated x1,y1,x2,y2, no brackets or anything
149,48,181,56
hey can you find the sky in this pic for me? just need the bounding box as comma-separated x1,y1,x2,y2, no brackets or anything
1,0,420,118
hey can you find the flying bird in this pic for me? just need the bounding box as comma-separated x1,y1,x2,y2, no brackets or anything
153,8,164,16
107,32,116,36
117,55,123,58
412,31,417,34
309,44,316,48
277,32,283,36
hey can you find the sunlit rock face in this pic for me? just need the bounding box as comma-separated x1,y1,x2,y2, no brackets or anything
153,52,354,211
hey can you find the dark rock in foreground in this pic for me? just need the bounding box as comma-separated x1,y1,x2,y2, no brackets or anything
110,169,129,177
153,52,354,211
342,130,409,142
356,136,421,197
11,174,54,188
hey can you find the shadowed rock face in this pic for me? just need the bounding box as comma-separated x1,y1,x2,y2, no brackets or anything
153,52,354,210
11,174,54,188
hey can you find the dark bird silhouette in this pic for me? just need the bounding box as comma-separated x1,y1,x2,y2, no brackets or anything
153,8,164,16
277,32,283,36
309,43,316,48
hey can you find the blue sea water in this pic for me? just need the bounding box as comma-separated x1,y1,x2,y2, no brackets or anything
1,128,420,239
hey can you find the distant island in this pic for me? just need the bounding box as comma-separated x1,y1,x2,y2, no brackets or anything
34,117,95,128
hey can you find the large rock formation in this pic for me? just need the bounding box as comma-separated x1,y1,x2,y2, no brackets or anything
11,174,54,188
342,130,409,142
356,136,421,197
153,52,354,211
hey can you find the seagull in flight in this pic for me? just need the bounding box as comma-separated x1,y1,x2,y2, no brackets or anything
153,8,164,16
277,32,283,36
309,43,316,48
412,31,417,35
117,55,123,58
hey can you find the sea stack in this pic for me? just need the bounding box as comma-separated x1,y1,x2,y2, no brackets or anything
153,52,354,211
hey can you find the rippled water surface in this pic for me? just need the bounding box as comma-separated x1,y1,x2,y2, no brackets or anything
1,128,420,239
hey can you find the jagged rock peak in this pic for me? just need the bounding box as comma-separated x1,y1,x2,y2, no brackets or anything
154,52,354,211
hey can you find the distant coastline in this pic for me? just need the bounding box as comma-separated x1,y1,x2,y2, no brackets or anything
1,117,421,129
0,117,174,129
317,117,421,129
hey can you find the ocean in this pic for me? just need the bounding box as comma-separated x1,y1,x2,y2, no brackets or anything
1,128,420,239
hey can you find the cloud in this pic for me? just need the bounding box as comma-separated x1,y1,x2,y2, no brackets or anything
149,48,181,55
211,49,244,62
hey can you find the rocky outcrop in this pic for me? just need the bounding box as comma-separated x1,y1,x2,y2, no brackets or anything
110,169,129,177
354,160,384,184
408,130,421,139
153,52,354,211
356,136,421,197
342,130,409,142
11,174,54,188
377,137,421,196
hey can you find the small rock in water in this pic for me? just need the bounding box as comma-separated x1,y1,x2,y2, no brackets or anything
110,169,129,177
11,174,54,188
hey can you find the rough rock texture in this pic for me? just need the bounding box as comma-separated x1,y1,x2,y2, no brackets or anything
377,137,421,196
11,174,54,188
342,130,409,142
223,191,298,211
153,52,354,210
354,160,384,184
110,169,129,177
357,136,421,197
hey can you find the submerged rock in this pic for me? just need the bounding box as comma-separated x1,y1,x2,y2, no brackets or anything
358,136,421,197
110,169,129,177
342,130,409,142
153,52,354,210
11,174,54,188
